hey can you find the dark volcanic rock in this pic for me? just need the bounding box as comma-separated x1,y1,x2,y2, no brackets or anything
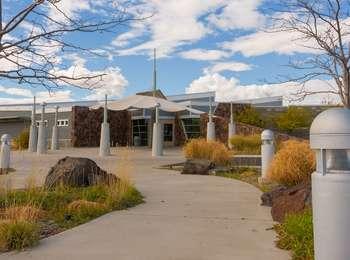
270,183,312,222
181,159,215,175
44,157,118,189
261,186,288,207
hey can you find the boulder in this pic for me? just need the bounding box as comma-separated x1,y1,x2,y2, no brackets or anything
260,186,288,207
181,159,215,175
44,157,118,189
270,183,312,222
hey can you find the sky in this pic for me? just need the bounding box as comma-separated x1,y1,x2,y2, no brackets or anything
0,0,348,105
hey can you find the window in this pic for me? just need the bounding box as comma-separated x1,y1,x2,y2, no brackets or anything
182,118,200,139
57,119,69,127
163,124,173,142
132,119,148,146
36,120,48,127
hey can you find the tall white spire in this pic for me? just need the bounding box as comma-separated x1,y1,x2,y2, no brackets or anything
153,48,157,97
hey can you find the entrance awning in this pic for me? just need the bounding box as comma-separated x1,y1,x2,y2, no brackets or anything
92,94,205,114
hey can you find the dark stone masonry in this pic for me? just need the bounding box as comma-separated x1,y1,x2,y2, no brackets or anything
71,106,132,147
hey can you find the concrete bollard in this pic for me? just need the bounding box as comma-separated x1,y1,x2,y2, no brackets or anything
152,104,163,157
51,106,59,151
0,134,11,174
37,102,47,155
206,97,215,141
99,94,110,157
28,96,37,152
310,108,350,260
260,129,274,182
228,103,236,149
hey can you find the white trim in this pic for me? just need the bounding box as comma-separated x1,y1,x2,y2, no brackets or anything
180,115,200,119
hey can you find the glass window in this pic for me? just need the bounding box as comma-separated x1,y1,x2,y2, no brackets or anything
182,118,200,139
326,149,350,172
163,124,173,142
132,119,148,146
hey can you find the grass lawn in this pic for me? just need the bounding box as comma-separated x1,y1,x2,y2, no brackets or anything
0,180,143,252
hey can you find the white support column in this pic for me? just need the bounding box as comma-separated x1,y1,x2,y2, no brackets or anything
260,129,274,182
28,96,37,152
152,103,163,157
51,106,59,151
37,102,47,155
0,134,11,174
99,94,110,157
228,102,236,149
207,96,215,141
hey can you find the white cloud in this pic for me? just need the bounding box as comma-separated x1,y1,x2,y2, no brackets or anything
53,55,129,100
114,0,264,58
222,30,319,57
204,61,252,73
207,0,264,30
186,73,340,105
179,49,230,61
0,90,73,104
0,87,33,97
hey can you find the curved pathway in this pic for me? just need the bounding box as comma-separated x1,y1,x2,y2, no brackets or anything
1,148,289,260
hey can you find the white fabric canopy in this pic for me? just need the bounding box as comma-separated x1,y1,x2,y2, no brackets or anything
92,94,204,114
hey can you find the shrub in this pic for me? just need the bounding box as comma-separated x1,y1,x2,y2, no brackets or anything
275,107,312,133
268,140,315,186
0,220,39,251
275,210,314,260
4,205,43,222
236,106,265,128
230,134,261,154
183,139,231,165
12,128,29,150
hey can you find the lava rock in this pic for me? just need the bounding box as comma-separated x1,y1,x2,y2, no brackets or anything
260,186,288,207
270,182,312,222
181,159,215,175
44,157,118,189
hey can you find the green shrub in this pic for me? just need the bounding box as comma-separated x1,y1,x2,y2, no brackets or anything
275,210,314,260
183,139,231,165
236,107,265,128
0,221,39,251
230,134,261,154
275,107,312,132
268,140,315,187
13,128,29,150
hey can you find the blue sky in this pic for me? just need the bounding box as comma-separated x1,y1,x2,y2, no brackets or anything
0,0,348,105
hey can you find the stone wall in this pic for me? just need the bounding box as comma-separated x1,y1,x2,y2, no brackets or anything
174,113,186,146
71,106,132,147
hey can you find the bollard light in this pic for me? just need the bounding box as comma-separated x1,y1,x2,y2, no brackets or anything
310,108,350,260
260,129,274,182
0,134,11,174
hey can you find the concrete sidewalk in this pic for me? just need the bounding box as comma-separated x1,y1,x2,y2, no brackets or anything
0,148,289,260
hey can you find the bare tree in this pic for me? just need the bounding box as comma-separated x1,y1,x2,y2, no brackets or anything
0,0,145,91
270,0,350,107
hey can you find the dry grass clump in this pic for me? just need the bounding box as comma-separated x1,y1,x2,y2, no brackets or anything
183,138,231,165
0,220,39,251
230,134,262,154
67,200,107,212
268,140,315,187
3,205,44,222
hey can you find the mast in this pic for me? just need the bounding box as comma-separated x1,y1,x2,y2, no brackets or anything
153,48,157,97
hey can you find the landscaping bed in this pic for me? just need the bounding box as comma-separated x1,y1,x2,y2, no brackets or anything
0,182,143,252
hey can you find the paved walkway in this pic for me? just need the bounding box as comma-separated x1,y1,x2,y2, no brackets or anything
0,148,289,260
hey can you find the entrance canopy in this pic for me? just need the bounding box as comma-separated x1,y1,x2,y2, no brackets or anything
92,94,205,114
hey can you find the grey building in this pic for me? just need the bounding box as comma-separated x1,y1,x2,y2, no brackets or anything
0,91,284,147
